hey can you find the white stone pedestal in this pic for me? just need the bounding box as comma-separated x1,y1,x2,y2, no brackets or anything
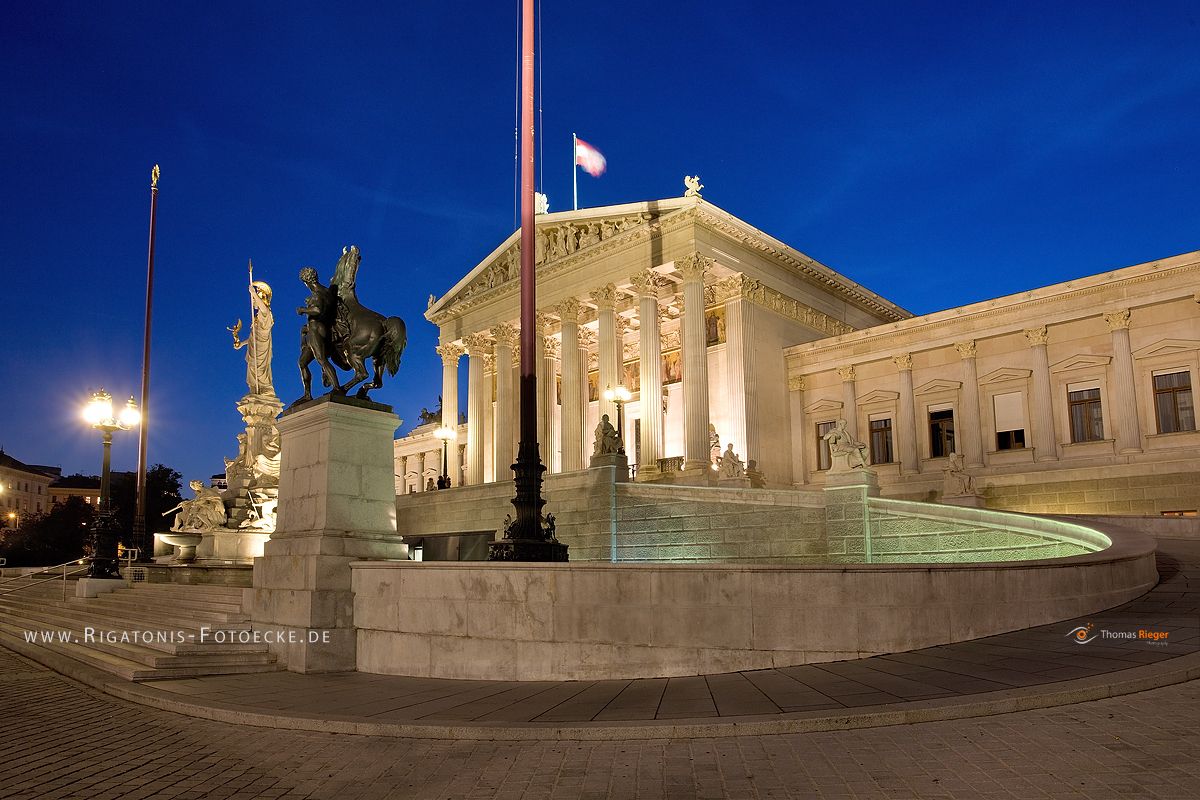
77,578,126,598
589,452,630,479
718,476,752,489
942,493,986,508
822,468,880,561
246,396,408,673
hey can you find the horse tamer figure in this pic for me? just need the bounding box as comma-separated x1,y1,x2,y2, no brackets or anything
293,245,407,405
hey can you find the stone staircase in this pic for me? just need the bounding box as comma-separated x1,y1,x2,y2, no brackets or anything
0,579,280,681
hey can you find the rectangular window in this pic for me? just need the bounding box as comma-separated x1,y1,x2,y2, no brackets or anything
1067,385,1104,442
993,391,1026,450
868,417,894,464
1154,371,1195,434
816,421,836,470
928,408,955,458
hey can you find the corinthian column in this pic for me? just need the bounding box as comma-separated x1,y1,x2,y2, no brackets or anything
542,335,560,473
591,284,618,421
490,324,518,479
534,312,550,458
579,327,595,458
1105,309,1143,453
1025,326,1058,461
955,341,984,468
789,376,809,485
678,253,712,471
416,452,426,491
463,333,490,486
724,285,757,465
838,365,858,439
632,270,664,479
558,298,584,471
436,342,465,483
893,353,919,473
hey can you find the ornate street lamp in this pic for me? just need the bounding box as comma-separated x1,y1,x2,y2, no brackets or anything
432,425,457,489
603,385,632,455
82,389,140,578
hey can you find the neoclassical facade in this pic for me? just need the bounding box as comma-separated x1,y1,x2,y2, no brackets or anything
394,195,1199,516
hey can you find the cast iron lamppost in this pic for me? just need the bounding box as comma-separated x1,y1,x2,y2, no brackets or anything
603,385,632,455
83,390,140,578
433,424,456,488
488,0,567,561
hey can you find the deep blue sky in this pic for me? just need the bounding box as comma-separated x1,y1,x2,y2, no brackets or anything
2,2,1197,485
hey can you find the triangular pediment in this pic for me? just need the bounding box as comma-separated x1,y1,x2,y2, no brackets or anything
1133,338,1200,360
804,398,844,414
425,200,685,320
856,389,899,405
914,378,962,395
1050,353,1112,373
979,367,1032,385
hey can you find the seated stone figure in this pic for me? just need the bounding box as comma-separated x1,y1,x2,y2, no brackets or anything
593,414,620,456
942,452,977,496
163,480,228,532
718,444,746,478
822,418,868,471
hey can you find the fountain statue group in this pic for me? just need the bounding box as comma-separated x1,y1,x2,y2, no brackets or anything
163,247,406,552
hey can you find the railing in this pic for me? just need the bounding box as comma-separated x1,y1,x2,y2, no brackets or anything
656,456,685,474
0,558,90,600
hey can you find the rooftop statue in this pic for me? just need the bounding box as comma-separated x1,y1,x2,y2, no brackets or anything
294,245,408,405
684,175,704,198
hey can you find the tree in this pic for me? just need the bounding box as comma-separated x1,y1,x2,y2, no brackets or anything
110,464,183,547
0,496,94,567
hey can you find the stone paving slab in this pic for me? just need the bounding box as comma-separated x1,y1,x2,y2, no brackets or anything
2,539,1198,742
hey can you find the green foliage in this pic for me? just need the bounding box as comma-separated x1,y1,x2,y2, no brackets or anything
0,496,94,567
110,463,184,544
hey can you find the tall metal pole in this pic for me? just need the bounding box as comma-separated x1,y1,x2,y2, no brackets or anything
100,432,113,510
490,0,566,561
572,132,578,211
132,165,159,561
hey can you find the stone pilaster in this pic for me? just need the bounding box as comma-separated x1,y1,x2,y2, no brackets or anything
893,353,919,473
789,376,808,486
1105,309,1143,453
955,341,984,468
248,397,408,673
592,284,618,422
632,270,664,479
463,333,490,486
679,253,713,472
490,324,518,480
436,342,465,483
416,451,426,491
558,298,584,472
838,365,859,439
1025,326,1058,461
724,290,757,466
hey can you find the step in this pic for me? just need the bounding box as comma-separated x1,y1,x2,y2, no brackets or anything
82,593,248,621
0,599,264,655
0,593,252,635
131,583,247,598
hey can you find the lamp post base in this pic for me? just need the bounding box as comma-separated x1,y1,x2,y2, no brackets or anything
87,509,122,579
490,441,569,562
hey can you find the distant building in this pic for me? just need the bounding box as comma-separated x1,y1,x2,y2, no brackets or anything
0,450,57,526
48,474,102,507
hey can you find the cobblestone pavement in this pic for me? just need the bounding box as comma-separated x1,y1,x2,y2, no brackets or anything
2,647,1198,800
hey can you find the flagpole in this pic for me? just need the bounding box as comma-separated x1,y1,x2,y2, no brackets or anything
490,0,566,561
132,164,160,563
572,132,578,211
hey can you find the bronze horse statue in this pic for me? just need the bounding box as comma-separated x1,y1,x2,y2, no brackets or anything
294,245,407,405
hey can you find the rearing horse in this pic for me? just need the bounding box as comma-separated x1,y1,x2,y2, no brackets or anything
295,245,407,404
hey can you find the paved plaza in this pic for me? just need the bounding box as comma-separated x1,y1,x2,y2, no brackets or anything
1,645,1198,799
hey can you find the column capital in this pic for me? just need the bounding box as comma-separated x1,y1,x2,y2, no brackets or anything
544,337,561,359
788,375,806,392
630,269,665,298
954,340,977,359
1103,308,1131,331
436,343,465,365
490,323,520,349
462,333,491,356
1024,326,1049,347
483,353,496,373
892,353,913,371
557,296,584,323
676,252,713,282
578,327,597,347
837,364,856,382
615,315,631,337
589,283,618,310
535,311,554,333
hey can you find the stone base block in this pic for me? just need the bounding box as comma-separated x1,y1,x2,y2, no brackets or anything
942,493,986,508
718,476,752,489
76,578,126,598
589,453,629,478
823,468,881,494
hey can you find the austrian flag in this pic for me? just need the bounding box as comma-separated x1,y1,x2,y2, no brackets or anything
574,138,607,177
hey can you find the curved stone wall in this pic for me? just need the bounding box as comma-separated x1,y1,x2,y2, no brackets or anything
350,520,1157,681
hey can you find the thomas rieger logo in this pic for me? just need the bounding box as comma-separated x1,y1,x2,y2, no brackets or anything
1066,622,1169,646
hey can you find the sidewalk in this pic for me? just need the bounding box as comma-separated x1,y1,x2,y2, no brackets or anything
5,539,1198,740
